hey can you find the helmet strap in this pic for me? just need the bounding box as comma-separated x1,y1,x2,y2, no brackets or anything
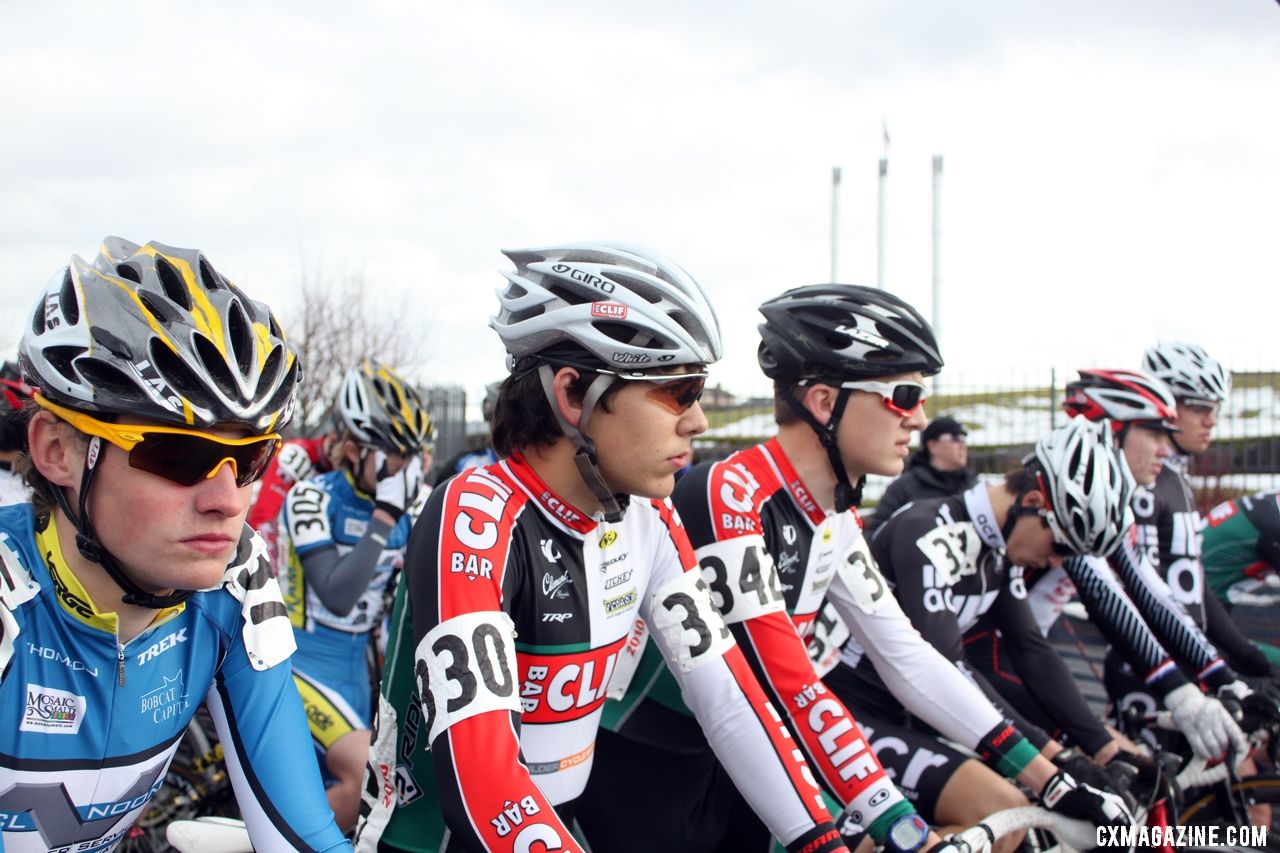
1002,469,1043,543
782,384,863,513
537,364,627,523
56,436,193,609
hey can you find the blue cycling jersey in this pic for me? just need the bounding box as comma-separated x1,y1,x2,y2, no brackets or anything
0,505,348,853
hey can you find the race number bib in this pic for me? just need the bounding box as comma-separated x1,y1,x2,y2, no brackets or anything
696,537,786,625
649,569,736,672
915,522,980,587
836,536,891,614
416,610,520,744
285,482,333,549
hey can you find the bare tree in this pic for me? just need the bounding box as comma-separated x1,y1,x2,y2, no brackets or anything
283,262,428,432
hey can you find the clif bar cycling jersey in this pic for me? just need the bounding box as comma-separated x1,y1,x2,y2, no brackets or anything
355,453,841,853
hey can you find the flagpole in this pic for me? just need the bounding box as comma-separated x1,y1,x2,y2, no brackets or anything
932,154,943,346
877,121,889,289
830,166,841,281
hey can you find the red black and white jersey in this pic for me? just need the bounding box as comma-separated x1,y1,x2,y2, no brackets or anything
385,452,837,852
668,440,1041,823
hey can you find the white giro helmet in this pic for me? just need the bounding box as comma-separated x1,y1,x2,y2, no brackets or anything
1142,342,1230,405
490,242,722,372
1032,416,1135,557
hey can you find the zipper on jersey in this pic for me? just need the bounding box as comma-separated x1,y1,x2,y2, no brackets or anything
117,642,126,686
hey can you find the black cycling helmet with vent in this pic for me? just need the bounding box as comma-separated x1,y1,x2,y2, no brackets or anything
758,284,943,512
758,284,942,382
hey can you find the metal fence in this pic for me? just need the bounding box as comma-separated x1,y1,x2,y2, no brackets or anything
424,371,1280,511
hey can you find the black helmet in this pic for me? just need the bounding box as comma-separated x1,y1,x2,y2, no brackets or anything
758,284,942,381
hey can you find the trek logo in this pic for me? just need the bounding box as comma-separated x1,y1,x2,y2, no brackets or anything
21,684,85,734
591,302,628,319
27,643,99,678
551,263,616,293
518,641,623,722
541,571,573,600
137,628,188,665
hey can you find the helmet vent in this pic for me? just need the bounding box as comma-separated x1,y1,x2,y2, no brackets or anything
226,299,254,374
592,321,647,346
43,345,85,384
59,270,80,326
192,334,239,400
155,257,193,311
77,358,146,403
138,291,178,324
150,338,214,411
198,257,224,291
115,264,142,284
548,284,591,306
606,272,663,304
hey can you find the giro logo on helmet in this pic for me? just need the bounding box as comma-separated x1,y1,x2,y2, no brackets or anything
551,263,616,293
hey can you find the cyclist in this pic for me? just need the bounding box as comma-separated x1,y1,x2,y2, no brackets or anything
967,369,1248,762
0,362,34,504
1095,344,1273,716
355,243,854,853
582,285,1132,853
865,414,977,537
828,419,1155,782
280,360,433,832
248,414,341,566
1204,490,1280,606
0,237,346,852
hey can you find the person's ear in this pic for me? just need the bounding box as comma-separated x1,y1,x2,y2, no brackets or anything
1021,489,1047,510
27,411,84,489
798,383,837,428
550,367,584,429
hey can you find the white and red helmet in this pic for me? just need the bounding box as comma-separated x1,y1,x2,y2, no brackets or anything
1062,369,1178,432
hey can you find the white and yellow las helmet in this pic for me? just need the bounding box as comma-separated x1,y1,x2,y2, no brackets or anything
19,237,298,434
337,360,434,455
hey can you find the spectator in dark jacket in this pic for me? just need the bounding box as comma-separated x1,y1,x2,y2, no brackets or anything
865,415,978,536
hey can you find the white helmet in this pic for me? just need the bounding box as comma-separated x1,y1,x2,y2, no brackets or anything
1142,342,1230,405
1032,417,1135,557
490,242,722,372
337,360,434,455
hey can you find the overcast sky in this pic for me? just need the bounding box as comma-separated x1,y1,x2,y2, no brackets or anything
2,0,1277,411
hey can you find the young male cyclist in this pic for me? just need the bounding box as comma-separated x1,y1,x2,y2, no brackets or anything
0,237,346,852
280,360,433,831
248,414,342,565
355,244,854,853
965,370,1245,762
1129,343,1273,683
827,418,1149,797
582,285,1131,853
